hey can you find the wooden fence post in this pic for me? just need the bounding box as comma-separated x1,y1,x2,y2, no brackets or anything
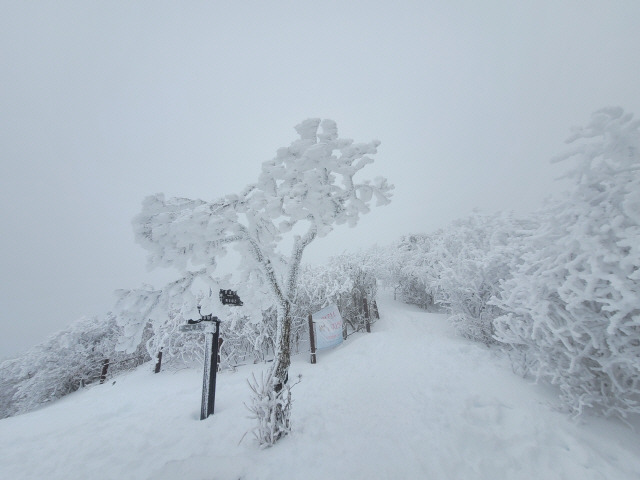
99,359,109,384
308,314,317,364
154,349,163,374
372,300,380,320
363,298,371,333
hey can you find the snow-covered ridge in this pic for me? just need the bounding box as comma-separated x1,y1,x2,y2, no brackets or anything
1,296,638,480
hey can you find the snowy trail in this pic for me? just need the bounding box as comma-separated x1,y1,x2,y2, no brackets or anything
284,298,640,480
1,296,639,480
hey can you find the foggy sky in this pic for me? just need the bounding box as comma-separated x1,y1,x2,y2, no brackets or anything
2,0,640,358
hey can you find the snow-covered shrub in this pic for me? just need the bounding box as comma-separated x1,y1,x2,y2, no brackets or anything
295,255,378,334
371,234,439,310
0,358,24,418
341,257,379,331
395,235,439,310
372,214,535,345
428,213,537,345
294,262,354,320
493,107,640,419
356,244,402,290
217,307,277,368
245,370,300,448
0,314,149,418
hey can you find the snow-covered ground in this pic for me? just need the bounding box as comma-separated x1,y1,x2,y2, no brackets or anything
1,296,639,480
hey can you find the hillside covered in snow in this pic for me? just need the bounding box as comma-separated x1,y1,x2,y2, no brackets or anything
1,295,639,480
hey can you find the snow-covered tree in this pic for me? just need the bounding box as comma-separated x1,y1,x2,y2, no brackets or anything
493,107,640,418
117,119,392,445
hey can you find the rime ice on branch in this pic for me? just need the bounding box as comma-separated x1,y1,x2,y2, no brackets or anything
493,107,640,419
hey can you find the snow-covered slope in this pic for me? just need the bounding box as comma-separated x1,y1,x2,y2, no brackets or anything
1,296,639,480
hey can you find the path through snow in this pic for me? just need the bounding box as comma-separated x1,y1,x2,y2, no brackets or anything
1,296,639,479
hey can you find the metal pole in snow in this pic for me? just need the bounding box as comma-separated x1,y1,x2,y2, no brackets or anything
200,320,221,420
180,318,221,420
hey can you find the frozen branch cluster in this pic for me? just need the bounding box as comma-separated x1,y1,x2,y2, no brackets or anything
367,213,537,345
245,370,295,447
116,119,391,354
493,108,640,418
371,108,639,420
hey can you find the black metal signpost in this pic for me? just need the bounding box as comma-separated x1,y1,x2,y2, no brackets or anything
179,291,242,421
179,310,221,420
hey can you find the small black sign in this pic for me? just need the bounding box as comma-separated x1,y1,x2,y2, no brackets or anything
219,289,243,306
179,323,217,333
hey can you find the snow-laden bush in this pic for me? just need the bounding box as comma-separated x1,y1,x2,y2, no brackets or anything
493,107,640,419
370,214,535,344
245,370,300,447
218,308,277,368
218,257,378,365
369,235,439,310
427,213,538,345
0,314,149,418
296,255,378,333
0,357,24,418
394,235,439,310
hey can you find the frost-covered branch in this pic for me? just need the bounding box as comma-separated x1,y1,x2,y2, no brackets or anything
494,107,640,419
286,222,318,301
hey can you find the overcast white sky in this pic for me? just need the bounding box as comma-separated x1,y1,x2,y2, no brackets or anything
2,0,640,358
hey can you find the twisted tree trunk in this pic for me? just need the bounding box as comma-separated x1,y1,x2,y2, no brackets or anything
273,300,292,391
269,299,292,440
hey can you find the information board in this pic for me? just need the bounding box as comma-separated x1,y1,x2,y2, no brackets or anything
312,304,343,350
